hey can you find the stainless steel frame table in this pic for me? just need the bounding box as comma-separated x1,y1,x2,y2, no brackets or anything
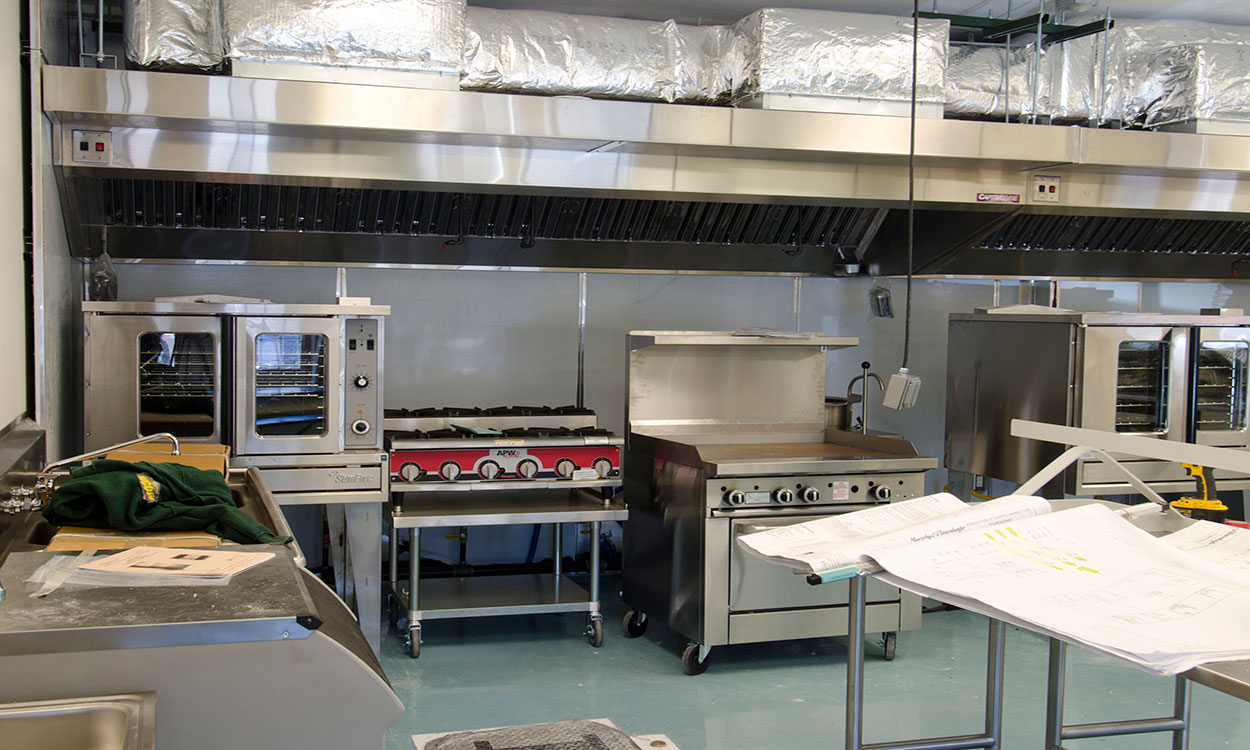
387,486,626,658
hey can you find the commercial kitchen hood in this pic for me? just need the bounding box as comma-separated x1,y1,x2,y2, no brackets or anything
42,65,1250,278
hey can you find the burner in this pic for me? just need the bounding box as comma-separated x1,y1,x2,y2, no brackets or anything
501,427,574,439
383,408,412,418
423,428,471,440
552,405,596,416
484,406,534,417
572,427,614,437
410,407,485,418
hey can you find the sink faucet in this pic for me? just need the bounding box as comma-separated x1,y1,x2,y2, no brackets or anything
34,433,181,507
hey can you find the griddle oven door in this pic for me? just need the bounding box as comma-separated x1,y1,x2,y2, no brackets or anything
729,515,897,612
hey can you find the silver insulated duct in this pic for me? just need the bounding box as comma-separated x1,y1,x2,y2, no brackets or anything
123,0,224,69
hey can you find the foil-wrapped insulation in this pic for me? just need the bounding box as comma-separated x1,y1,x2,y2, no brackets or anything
673,24,733,104
1105,20,1250,124
727,9,948,106
462,8,725,103
944,42,1041,118
223,0,465,74
1042,37,1100,122
1140,44,1250,128
124,0,224,70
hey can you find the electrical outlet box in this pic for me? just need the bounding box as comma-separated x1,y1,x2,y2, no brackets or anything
1032,174,1061,203
882,369,921,410
71,130,112,164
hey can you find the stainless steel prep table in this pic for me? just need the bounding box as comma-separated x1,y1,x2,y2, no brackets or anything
388,486,626,657
0,546,403,749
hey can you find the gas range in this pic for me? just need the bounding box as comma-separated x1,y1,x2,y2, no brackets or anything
384,406,622,484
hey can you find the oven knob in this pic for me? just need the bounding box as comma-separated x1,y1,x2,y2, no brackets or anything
439,461,461,481
873,485,892,501
800,487,821,503
398,462,423,481
592,457,614,478
351,419,371,435
477,460,502,480
774,488,795,504
517,459,540,479
555,458,577,478
353,375,370,389
725,490,746,506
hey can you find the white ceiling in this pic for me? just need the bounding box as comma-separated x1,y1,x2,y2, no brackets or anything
472,1,1250,27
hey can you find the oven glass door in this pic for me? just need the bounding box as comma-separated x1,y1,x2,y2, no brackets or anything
235,317,342,455
1081,326,1188,443
730,515,898,612
84,314,223,452
1194,327,1250,447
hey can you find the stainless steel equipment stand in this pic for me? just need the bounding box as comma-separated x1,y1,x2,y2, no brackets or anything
386,485,626,658
844,573,1006,750
326,502,384,657
1045,638,1190,749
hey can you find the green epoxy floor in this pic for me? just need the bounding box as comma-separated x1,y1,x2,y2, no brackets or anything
379,578,1250,749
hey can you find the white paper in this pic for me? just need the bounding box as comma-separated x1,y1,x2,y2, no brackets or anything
1162,521,1250,573
78,546,273,578
736,493,1050,574
871,504,1250,675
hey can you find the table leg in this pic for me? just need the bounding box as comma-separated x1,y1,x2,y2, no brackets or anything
553,522,563,577
344,502,381,657
1171,676,1191,750
846,574,866,750
984,620,1006,749
326,504,347,599
1045,638,1067,750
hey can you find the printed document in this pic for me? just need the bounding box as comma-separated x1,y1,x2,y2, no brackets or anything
737,493,1050,574
79,546,273,578
870,504,1250,674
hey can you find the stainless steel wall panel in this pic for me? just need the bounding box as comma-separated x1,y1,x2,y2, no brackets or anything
944,319,1075,484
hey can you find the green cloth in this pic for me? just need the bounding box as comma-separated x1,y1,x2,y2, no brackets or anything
43,459,292,545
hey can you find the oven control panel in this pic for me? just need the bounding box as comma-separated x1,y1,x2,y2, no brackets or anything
708,472,926,509
344,318,381,449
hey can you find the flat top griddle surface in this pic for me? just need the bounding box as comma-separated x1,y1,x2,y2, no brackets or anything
693,441,893,462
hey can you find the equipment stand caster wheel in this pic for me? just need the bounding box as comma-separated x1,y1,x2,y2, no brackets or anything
681,642,711,675
587,618,604,647
621,609,648,638
407,626,422,659
881,631,897,661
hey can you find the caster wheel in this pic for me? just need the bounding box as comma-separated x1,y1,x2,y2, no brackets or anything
622,609,648,638
587,619,604,647
408,629,421,659
681,642,711,675
882,632,897,661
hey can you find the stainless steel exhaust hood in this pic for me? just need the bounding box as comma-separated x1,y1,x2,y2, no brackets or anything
43,66,1250,277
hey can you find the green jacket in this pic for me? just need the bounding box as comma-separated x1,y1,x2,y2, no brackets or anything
43,459,292,545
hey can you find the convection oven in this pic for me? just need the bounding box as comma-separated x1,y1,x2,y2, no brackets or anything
946,309,1250,495
83,301,389,504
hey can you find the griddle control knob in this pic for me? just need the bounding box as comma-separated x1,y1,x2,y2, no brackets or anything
800,487,821,504
726,490,746,506
873,485,892,501
774,488,795,504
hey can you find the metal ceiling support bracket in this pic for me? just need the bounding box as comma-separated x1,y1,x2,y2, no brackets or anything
1043,18,1115,47
984,13,1050,41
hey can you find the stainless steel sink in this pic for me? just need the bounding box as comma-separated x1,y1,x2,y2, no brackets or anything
0,693,155,750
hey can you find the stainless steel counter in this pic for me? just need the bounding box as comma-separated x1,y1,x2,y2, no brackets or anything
0,546,316,655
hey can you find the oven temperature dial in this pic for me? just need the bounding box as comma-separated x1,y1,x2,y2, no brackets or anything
353,374,370,389
800,487,821,503
774,488,795,504
725,490,746,506
873,485,892,501
351,419,371,435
